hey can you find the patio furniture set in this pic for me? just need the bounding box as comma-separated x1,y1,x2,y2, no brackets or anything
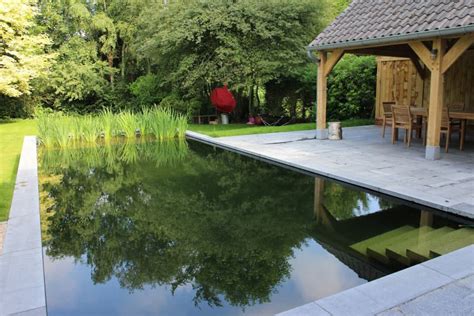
381,102,472,152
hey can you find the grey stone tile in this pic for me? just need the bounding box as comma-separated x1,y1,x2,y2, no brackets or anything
0,248,44,293
394,282,474,316
456,274,474,291
355,265,452,309
422,245,474,279
376,308,404,316
10,306,47,316
1,286,45,316
2,214,41,254
317,288,386,316
276,302,330,316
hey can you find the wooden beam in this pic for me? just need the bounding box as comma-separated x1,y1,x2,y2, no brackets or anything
317,51,328,133
425,38,446,157
409,41,433,71
324,49,344,77
442,35,474,73
408,52,426,79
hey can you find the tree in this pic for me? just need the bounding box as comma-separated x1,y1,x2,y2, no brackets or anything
0,0,53,97
134,0,327,119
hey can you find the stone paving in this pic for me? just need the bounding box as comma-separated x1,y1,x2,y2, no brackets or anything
187,125,474,218
0,137,46,316
0,223,6,255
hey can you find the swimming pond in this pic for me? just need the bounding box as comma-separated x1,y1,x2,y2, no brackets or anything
39,139,474,315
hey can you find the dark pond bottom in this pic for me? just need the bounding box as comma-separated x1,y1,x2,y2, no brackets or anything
39,140,473,315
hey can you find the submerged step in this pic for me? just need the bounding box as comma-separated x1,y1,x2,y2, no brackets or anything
368,226,434,265
385,226,448,265
365,227,425,265
429,228,474,257
406,227,456,262
350,226,415,257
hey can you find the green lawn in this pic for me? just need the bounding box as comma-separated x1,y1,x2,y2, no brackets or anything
188,118,374,137
0,119,38,221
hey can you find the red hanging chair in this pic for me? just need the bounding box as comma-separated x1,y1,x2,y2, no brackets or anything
210,85,236,113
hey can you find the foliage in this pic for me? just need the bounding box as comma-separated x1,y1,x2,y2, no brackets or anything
129,74,165,106
0,0,54,97
135,0,327,116
324,0,352,22
159,93,201,117
35,36,113,111
327,55,377,120
37,108,187,148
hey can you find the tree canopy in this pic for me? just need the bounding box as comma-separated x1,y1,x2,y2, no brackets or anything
1,0,375,123
0,0,53,97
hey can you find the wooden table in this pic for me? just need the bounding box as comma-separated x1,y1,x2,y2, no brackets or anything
410,107,474,150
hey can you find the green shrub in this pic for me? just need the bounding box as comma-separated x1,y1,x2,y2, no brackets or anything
130,74,166,106
326,55,376,120
159,94,201,117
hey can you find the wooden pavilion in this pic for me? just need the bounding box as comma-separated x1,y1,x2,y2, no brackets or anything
308,0,474,160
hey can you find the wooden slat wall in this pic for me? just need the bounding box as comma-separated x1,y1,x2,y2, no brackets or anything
375,50,474,120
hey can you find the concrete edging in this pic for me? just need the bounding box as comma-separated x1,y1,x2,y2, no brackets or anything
0,136,46,316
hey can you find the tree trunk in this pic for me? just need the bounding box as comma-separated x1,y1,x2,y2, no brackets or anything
255,85,260,109
121,44,126,79
108,53,114,86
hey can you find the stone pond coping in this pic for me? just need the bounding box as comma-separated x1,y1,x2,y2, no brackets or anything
0,136,46,316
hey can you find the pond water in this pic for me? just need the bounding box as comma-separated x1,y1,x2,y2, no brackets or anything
39,140,472,315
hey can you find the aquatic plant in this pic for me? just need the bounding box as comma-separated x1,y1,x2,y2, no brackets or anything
99,108,115,141
37,108,188,148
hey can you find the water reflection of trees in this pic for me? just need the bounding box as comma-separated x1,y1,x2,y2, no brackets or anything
40,141,385,308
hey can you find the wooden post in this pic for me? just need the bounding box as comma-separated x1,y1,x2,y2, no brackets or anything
425,39,446,160
316,49,344,139
316,51,328,139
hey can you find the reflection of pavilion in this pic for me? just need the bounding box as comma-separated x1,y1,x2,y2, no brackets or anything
311,178,474,280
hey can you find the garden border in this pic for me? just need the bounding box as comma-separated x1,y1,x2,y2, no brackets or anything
0,136,46,316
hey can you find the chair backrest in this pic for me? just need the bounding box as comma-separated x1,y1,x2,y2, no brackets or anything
392,105,411,125
441,107,450,129
449,102,465,112
383,102,396,116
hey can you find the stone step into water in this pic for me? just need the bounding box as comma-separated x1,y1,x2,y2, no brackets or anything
406,226,456,262
385,226,450,265
367,226,434,265
350,226,415,257
429,228,474,258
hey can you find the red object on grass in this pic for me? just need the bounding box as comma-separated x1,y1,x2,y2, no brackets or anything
210,85,237,113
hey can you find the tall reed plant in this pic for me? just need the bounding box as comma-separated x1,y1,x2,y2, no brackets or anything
38,107,188,148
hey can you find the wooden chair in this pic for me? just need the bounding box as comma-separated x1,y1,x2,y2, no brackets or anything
449,102,465,112
423,107,463,152
449,103,464,125
391,105,422,147
440,107,452,153
381,101,396,138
